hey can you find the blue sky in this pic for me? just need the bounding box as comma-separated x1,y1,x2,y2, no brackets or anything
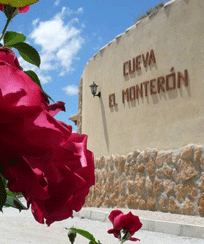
0,0,169,132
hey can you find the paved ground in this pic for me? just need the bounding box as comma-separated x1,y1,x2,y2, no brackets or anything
0,198,204,244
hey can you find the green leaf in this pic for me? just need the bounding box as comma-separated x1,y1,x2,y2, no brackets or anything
25,70,54,102
5,195,27,212
0,43,3,47
11,42,40,68
0,175,7,211
4,31,26,46
42,90,55,102
25,70,42,88
6,190,16,198
0,174,7,188
66,228,98,244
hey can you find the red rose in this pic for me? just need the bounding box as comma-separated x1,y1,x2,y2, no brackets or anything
108,210,142,242
0,47,95,226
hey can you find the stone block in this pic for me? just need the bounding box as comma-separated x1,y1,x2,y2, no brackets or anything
163,179,174,194
180,160,198,182
181,145,194,159
146,159,155,177
153,179,162,196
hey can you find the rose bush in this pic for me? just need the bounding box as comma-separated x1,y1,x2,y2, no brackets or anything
108,210,142,242
0,47,95,226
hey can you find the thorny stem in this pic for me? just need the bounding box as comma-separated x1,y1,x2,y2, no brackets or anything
0,7,17,42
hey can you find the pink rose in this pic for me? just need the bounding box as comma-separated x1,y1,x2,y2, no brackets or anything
108,210,142,242
0,47,95,226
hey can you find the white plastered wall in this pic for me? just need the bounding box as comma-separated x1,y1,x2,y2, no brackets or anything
82,0,204,158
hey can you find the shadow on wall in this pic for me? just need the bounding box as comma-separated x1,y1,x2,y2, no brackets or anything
100,95,109,153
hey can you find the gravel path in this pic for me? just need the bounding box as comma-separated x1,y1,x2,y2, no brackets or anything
0,204,204,244
1,198,204,243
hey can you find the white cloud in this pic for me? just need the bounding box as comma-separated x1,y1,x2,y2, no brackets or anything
62,85,78,96
81,23,86,28
27,7,85,81
32,18,39,27
76,7,83,14
54,0,60,6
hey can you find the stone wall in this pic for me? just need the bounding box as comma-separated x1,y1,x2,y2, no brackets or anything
84,144,204,216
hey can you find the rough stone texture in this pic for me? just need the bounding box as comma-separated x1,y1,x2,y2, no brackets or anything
138,196,147,210
95,196,103,208
200,156,204,170
85,144,204,217
197,194,204,216
156,153,163,166
147,196,156,211
94,183,101,195
180,160,198,182
194,146,202,162
163,179,174,194
104,197,111,207
114,178,120,194
98,156,105,169
135,175,144,194
186,182,197,199
145,177,153,192
125,164,130,175
105,158,109,171
172,169,180,183
132,149,140,158
137,153,144,163
163,165,172,178
169,196,180,213
151,148,158,161
182,199,195,215
172,154,180,166
137,164,145,173
119,179,126,195
131,161,138,177
181,145,194,159
102,168,107,179
117,155,126,175
165,152,172,164
174,184,185,203
153,179,162,196
199,173,204,190
94,159,99,169
158,198,168,212
144,148,150,161
103,182,112,193
127,194,138,209
126,176,135,192
110,155,115,167
127,152,134,162
107,171,114,182
146,159,155,177
117,196,126,208
109,193,117,206
156,169,163,179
